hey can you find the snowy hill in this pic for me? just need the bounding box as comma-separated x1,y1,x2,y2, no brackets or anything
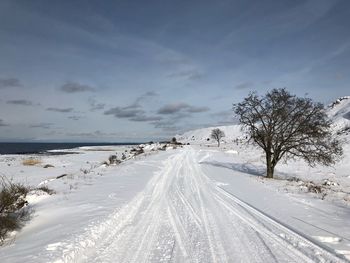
176,96,350,210
176,125,242,144
1,98,350,261
177,96,350,144
328,96,350,134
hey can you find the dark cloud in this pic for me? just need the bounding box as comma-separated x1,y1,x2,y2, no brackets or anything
0,119,9,127
7,99,38,106
234,82,254,90
60,81,94,93
104,106,162,123
104,92,159,122
157,103,190,115
157,103,209,115
167,70,203,80
104,107,143,118
29,123,53,129
46,107,74,113
0,78,22,89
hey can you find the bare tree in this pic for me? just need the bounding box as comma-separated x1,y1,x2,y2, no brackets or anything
211,128,225,147
233,88,342,178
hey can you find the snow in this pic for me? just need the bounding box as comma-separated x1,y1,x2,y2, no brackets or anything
0,97,350,262
328,96,350,132
175,97,350,208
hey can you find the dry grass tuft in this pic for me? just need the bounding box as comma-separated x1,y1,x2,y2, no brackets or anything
22,158,42,166
36,186,55,195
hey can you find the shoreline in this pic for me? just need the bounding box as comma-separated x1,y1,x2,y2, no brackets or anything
0,142,143,155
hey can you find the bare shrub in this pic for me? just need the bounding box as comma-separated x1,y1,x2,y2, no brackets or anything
108,155,121,165
0,178,30,244
36,186,55,195
307,183,322,194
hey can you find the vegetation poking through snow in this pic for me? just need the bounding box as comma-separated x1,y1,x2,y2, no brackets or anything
22,158,42,166
35,185,55,195
0,177,30,244
108,155,120,165
337,125,350,135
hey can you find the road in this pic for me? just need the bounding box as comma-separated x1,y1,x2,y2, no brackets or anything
56,147,345,263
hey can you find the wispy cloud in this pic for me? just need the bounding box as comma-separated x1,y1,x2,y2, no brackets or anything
0,119,9,127
157,103,189,115
157,103,209,115
124,91,159,110
60,81,95,93
167,69,203,80
7,99,38,106
46,107,74,113
151,111,194,133
130,115,162,122
152,119,179,132
88,98,105,111
234,82,254,90
68,116,84,121
66,130,121,138
187,106,210,113
210,110,237,125
0,78,22,89
156,51,190,66
104,92,160,122
104,107,143,118
66,130,104,137
29,123,53,129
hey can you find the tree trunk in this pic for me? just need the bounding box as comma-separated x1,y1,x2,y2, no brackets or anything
217,140,220,147
266,152,274,178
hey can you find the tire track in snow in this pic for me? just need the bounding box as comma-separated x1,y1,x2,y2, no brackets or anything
47,147,345,263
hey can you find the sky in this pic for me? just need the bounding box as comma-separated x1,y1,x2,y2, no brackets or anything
0,0,349,142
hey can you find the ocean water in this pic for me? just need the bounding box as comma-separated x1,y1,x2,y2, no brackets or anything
0,142,140,155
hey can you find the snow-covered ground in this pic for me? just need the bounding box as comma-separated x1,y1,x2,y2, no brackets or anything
1,145,349,262
0,97,350,262
176,97,350,208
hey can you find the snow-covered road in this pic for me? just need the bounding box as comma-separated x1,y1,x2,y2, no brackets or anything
49,147,344,263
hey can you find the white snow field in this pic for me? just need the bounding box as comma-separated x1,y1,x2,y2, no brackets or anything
0,96,350,262
0,145,349,262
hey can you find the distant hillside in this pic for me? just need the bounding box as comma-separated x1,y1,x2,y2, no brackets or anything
176,125,242,144
327,96,350,134
177,96,350,144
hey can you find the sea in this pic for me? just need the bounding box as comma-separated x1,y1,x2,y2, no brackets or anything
0,142,140,155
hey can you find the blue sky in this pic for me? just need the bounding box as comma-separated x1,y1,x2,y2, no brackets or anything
0,0,349,142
